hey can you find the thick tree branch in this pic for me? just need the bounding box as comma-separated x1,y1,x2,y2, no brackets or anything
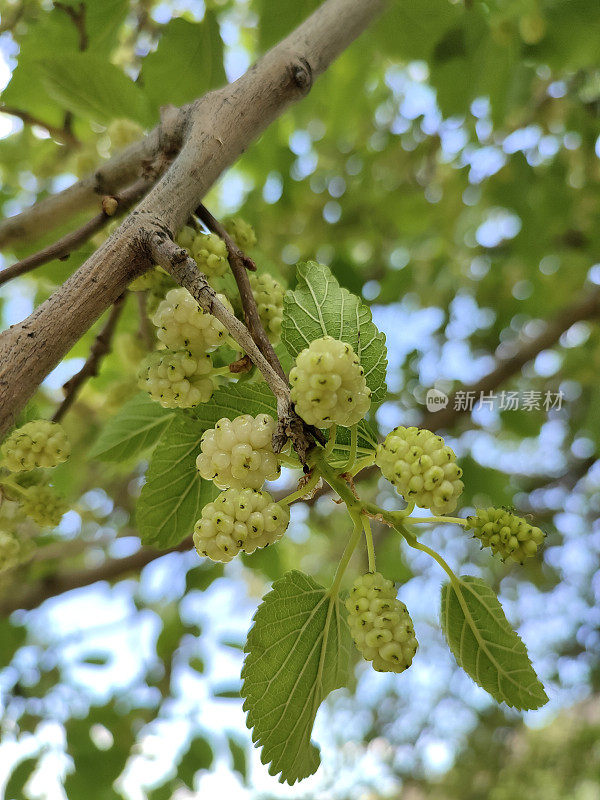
0,0,385,439
0,104,187,248
0,105,79,147
0,177,153,287
0,536,193,617
420,286,600,431
196,203,287,382
52,294,126,423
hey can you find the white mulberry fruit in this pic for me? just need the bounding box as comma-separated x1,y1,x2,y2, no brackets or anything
346,572,418,673
1,420,70,472
193,488,289,563
196,414,281,490
376,427,463,515
466,507,545,564
250,273,284,344
290,336,371,429
20,486,68,527
225,217,256,250
138,350,214,408
192,232,229,278
151,287,232,354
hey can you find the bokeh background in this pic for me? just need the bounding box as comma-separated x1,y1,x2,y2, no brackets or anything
1,0,600,797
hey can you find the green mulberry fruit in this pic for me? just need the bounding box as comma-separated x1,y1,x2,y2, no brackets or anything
346,572,418,673
250,273,284,344
1,420,70,472
192,232,229,278
466,507,545,564
224,217,257,250
20,486,68,527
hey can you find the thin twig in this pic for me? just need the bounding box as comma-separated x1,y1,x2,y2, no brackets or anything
0,177,153,287
148,231,323,459
420,286,600,431
0,105,79,146
0,536,193,617
195,203,287,383
52,294,126,422
54,1,88,50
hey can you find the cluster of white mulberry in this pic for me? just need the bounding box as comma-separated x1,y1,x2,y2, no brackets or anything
193,413,289,563
290,336,372,428
134,219,285,411
376,426,464,515
346,572,418,673
0,420,70,539
194,488,289,562
1,420,70,472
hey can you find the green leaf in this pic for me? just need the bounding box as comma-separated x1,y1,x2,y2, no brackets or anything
191,380,277,427
228,735,248,782
37,54,152,125
178,735,214,788
139,15,225,120
90,393,177,462
5,757,37,800
136,414,218,549
375,0,461,60
214,684,241,698
241,570,352,784
282,261,388,404
441,576,548,711
329,419,378,468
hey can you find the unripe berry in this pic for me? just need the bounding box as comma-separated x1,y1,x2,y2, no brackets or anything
193,488,289,563
289,336,371,429
1,420,70,472
0,531,22,573
196,414,281,490
224,217,256,250
20,486,68,527
466,507,545,564
107,118,144,150
250,273,284,344
346,572,418,673
139,349,214,408
376,427,463,515
176,225,197,252
192,233,229,278
152,287,232,355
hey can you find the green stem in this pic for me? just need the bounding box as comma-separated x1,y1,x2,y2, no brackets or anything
362,515,376,572
394,520,461,589
349,452,375,477
310,449,360,511
279,470,321,506
330,512,363,596
341,424,358,473
323,424,337,459
408,515,469,527
0,479,28,498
